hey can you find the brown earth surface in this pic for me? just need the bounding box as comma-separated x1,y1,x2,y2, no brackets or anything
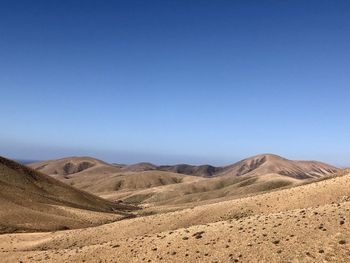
1,169,349,262
28,154,337,208
1,155,348,262
0,156,136,234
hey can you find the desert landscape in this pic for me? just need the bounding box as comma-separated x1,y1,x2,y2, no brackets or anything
0,154,349,262
1,1,349,262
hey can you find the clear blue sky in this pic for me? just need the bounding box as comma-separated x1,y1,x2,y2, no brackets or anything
1,0,349,166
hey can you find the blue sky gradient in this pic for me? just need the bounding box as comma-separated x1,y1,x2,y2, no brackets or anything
1,0,350,165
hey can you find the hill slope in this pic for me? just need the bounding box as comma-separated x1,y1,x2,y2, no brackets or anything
218,154,338,179
158,164,222,176
29,157,199,195
2,170,349,262
112,173,301,206
28,156,115,176
123,154,338,179
0,156,136,234
30,154,337,180
28,155,338,208
58,170,200,195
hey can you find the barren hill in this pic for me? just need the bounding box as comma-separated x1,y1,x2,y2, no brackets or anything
120,162,158,172
28,154,337,206
2,167,349,263
112,173,301,206
0,156,136,234
158,164,222,176
29,158,200,196
57,170,199,196
124,154,338,179
30,154,337,180
29,156,114,176
218,154,338,179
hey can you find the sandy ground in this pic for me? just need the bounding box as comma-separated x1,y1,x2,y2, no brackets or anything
1,173,349,262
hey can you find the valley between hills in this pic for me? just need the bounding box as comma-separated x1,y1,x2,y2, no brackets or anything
0,154,349,262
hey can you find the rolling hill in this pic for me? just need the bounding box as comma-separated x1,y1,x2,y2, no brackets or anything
26,154,338,211
217,154,338,179
0,156,136,234
158,164,222,176
30,154,337,180
2,166,349,263
28,157,200,194
28,156,115,176
112,173,301,207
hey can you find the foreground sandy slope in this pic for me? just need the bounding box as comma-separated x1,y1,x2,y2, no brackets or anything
1,173,349,262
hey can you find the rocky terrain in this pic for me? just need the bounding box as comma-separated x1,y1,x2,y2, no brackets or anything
1,155,348,262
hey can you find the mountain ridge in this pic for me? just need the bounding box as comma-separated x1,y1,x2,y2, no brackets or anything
29,153,338,179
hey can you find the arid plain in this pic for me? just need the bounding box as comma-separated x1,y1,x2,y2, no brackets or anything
1,154,349,262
